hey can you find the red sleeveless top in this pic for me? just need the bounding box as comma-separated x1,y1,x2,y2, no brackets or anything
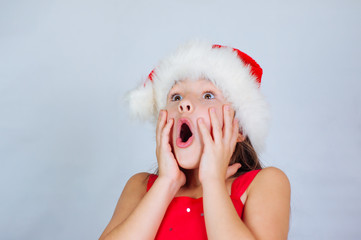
147,170,261,239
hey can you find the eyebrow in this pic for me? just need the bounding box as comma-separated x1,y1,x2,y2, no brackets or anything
167,78,220,95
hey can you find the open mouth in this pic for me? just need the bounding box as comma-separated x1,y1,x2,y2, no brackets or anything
176,120,194,148
180,123,193,142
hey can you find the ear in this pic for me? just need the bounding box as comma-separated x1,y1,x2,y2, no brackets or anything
237,132,246,143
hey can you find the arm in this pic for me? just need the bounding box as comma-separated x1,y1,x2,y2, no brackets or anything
99,172,182,240
99,110,185,240
202,167,290,240
198,105,290,239
198,105,255,239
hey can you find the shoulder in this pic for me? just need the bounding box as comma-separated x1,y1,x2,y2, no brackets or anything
246,167,291,204
246,167,291,214
123,172,151,196
250,167,290,191
112,172,151,219
127,172,151,185
115,172,153,206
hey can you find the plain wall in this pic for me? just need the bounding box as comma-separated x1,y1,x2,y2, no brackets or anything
1,0,360,239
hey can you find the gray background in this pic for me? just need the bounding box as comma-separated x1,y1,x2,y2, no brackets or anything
1,0,360,239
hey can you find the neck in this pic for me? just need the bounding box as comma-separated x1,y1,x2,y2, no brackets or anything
182,168,202,188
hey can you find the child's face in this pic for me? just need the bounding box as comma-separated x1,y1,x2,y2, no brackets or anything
165,78,231,169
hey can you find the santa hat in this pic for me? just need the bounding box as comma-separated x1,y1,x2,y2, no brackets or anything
127,40,270,153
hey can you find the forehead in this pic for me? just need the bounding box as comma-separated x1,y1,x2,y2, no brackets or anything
169,78,219,91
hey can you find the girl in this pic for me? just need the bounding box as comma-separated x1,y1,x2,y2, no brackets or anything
99,41,291,240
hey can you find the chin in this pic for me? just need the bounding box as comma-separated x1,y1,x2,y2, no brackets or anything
174,146,202,169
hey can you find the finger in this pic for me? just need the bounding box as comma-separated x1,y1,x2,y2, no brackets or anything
161,118,173,148
156,110,166,145
209,107,222,143
197,117,213,145
230,119,240,145
223,104,234,141
156,110,162,143
225,163,242,179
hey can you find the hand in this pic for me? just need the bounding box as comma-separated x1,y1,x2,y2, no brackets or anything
156,110,186,187
197,105,241,184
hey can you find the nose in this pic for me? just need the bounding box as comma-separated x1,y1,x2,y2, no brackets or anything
178,99,193,113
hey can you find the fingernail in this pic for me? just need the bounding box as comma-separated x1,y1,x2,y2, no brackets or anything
225,105,230,111
210,107,215,113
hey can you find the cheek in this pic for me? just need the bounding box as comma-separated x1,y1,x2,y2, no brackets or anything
165,106,178,120
197,106,225,131
206,101,225,124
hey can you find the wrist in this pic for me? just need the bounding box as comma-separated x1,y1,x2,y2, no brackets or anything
200,171,225,185
201,176,226,190
202,179,229,201
156,175,183,195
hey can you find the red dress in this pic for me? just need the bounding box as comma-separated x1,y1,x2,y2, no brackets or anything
147,170,261,239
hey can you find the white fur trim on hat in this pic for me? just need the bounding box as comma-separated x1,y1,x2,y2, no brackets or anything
127,40,270,153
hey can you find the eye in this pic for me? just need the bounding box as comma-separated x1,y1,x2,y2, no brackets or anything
171,94,182,101
203,92,215,100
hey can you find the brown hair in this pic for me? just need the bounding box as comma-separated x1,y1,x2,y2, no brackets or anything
229,136,263,177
